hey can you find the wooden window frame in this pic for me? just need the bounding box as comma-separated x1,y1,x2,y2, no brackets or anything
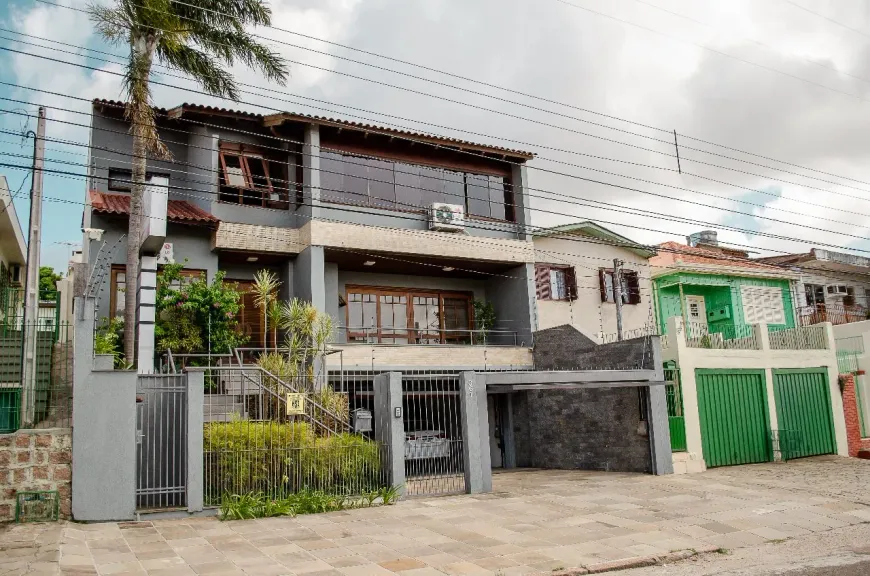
535,264,577,301
598,268,641,305
218,142,291,208
344,285,474,344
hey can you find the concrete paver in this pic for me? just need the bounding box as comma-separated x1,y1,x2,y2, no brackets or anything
3,456,870,575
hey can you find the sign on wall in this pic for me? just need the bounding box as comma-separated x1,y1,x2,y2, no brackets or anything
157,243,174,265
286,393,306,416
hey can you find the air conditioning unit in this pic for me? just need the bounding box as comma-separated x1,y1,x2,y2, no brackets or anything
428,203,465,232
9,264,22,285
827,284,849,295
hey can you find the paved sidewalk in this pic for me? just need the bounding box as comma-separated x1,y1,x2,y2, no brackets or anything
4,457,870,576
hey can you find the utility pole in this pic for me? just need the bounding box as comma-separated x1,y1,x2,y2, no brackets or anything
613,258,624,341
21,106,46,427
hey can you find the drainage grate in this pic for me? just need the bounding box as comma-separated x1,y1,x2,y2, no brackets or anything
15,491,59,522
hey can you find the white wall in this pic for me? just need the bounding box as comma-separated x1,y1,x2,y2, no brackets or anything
795,272,870,309
533,234,652,342
665,317,848,473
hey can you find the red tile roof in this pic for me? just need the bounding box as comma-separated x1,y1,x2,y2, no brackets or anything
89,191,219,226
651,241,787,273
91,99,535,160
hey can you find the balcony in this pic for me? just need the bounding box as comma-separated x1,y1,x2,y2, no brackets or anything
798,304,870,327
663,316,833,356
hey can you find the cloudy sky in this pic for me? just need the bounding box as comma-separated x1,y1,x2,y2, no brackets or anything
2,0,870,272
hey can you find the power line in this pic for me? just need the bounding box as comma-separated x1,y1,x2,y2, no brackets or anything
8,33,870,221
18,2,870,194
781,0,870,40
5,97,870,252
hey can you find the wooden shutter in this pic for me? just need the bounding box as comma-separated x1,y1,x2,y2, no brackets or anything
598,268,608,302
535,265,551,300
565,267,578,301
624,270,641,304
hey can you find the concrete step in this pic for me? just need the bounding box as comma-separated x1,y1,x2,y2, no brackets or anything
204,408,247,423
203,394,238,405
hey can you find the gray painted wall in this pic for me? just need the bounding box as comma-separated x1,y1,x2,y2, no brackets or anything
294,246,325,311
484,263,536,346
87,216,217,320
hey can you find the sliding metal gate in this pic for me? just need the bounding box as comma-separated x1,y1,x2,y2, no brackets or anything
136,374,187,510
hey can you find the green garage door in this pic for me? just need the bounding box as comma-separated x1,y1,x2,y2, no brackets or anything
696,369,771,468
773,369,836,459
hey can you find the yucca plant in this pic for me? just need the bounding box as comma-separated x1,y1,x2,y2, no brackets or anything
252,269,281,350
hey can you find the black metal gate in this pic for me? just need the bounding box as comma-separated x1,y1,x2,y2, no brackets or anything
136,374,187,510
402,373,466,496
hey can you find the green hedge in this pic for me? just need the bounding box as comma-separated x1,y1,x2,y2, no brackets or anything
203,421,384,505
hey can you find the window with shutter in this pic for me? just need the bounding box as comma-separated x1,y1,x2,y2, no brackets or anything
535,265,551,300
599,268,640,305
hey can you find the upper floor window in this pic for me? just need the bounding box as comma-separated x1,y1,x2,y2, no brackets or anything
107,168,170,192
599,268,641,305
535,264,577,300
319,151,515,221
218,142,294,209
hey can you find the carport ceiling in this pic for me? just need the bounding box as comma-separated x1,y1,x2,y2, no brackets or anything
324,248,520,278
483,369,665,391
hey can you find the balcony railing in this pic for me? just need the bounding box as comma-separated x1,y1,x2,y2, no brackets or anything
340,326,519,346
798,304,869,327
684,322,759,350
768,325,828,350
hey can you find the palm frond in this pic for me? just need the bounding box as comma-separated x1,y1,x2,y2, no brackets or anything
189,27,288,85
156,41,239,99
171,0,273,29
87,4,131,45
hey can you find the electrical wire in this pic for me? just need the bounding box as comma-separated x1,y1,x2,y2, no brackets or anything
18,2,870,194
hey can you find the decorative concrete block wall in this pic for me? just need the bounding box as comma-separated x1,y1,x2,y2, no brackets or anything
0,429,72,520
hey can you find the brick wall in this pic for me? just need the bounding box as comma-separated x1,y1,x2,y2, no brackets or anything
0,429,71,521
512,388,652,473
841,373,870,457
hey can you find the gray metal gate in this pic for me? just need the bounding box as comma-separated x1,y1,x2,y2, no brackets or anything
402,373,466,496
136,374,187,510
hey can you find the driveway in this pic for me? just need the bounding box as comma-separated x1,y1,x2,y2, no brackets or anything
3,457,870,576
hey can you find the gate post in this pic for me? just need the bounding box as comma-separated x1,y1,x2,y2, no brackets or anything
186,368,204,513
459,372,491,494
648,337,674,475
374,372,405,496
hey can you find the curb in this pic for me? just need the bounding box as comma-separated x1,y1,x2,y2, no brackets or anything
544,545,722,575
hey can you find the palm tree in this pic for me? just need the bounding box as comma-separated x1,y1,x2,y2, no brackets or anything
252,269,280,350
89,0,288,362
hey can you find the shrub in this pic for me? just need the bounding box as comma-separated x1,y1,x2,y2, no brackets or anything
203,421,383,505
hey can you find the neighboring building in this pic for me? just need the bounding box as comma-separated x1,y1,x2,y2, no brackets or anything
532,221,655,343
758,249,870,326
652,231,848,474
82,99,538,372
0,174,27,325
652,233,799,339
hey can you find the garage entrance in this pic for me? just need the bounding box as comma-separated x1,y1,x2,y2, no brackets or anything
772,368,836,459
696,369,771,468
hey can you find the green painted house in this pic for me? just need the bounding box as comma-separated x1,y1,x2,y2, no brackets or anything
652,239,798,341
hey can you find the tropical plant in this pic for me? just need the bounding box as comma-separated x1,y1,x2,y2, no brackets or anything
94,317,124,363
280,299,335,391
88,0,289,362
252,269,281,350
155,262,247,355
473,299,496,343
267,299,282,349
38,266,62,301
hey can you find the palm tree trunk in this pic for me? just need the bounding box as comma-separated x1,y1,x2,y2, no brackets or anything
123,32,158,363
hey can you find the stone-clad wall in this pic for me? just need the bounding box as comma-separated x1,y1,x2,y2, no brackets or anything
512,388,652,473
0,429,71,521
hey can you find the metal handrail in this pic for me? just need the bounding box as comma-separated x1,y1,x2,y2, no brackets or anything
339,325,519,345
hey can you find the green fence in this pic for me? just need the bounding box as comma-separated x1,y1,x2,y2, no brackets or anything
665,366,687,452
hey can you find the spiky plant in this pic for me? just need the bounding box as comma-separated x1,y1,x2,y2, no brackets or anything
252,269,281,349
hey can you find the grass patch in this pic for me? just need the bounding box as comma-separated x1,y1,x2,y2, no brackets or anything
220,486,402,520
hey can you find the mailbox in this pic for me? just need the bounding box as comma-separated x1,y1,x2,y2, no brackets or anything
353,408,373,433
